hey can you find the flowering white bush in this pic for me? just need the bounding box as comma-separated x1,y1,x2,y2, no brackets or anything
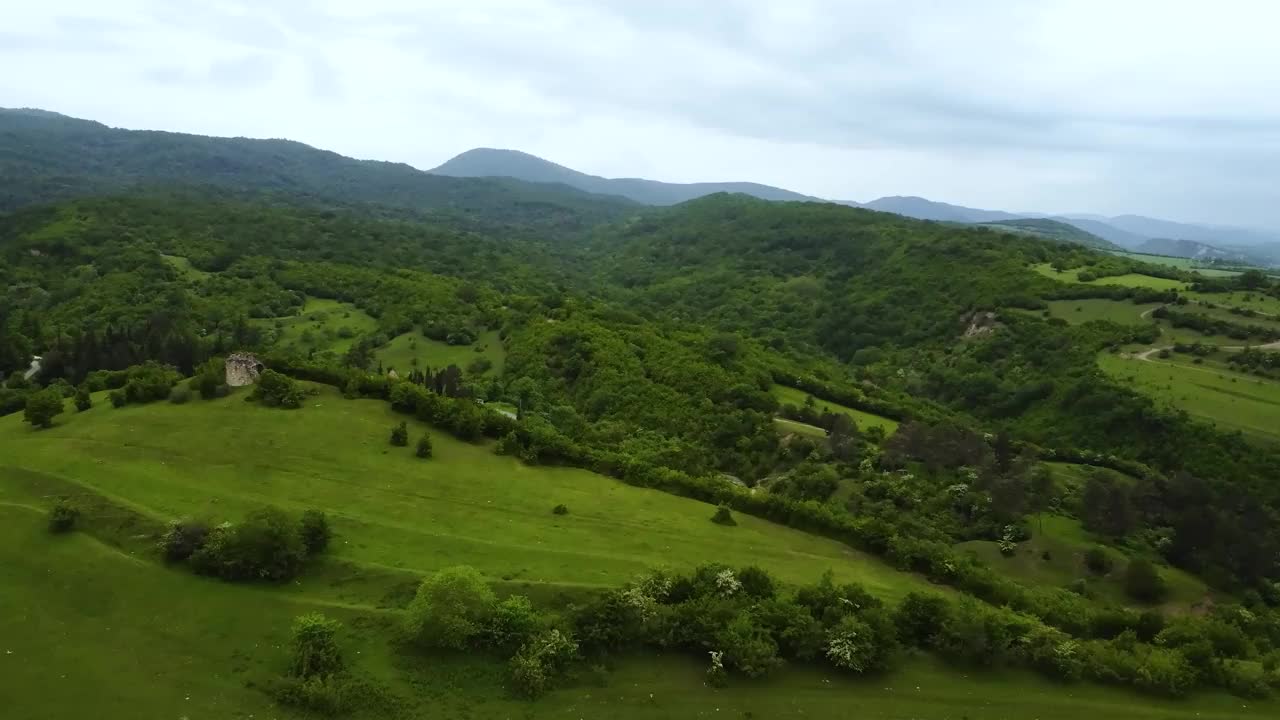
715,569,741,596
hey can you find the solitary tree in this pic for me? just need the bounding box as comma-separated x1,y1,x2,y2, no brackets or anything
1124,558,1168,603
74,385,92,412
416,432,433,459
390,421,408,446
24,388,64,429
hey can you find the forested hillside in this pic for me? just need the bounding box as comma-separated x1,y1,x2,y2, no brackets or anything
5,123,1280,715
0,108,636,231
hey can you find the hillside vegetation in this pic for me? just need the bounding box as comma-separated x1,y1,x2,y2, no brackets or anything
5,115,1280,715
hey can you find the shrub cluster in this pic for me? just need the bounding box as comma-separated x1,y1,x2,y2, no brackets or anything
267,612,393,717
250,369,306,409
402,566,572,698
561,565,1280,699
159,506,331,582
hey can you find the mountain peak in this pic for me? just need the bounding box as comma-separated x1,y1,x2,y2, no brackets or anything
432,148,819,205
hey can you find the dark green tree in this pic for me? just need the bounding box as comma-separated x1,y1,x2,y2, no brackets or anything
23,388,63,428
390,421,408,447
416,432,433,458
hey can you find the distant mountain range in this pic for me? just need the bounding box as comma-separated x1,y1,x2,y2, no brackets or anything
0,108,637,231
3,108,1277,266
429,149,1280,264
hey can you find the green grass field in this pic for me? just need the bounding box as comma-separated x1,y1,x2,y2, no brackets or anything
771,384,900,434
1042,299,1161,325
375,329,505,376
1031,263,1190,291
1109,252,1243,277
160,253,211,281
773,416,829,438
260,297,379,356
1100,353,1280,443
3,504,1273,720
1185,291,1280,318
0,387,920,597
956,514,1209,611
1183,304,1280,333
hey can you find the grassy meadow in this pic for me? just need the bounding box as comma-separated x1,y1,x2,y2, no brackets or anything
0,386,921,596
1185,290,1280,317
1108,252,1244,277
1030,263,1190,291
1042,298,1161,325
160,253,212,281
956,514,1209,611
771,384,900,434
375,328,505,376
1099,353,1280,443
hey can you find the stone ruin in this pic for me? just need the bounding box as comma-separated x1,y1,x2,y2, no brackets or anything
225,352,264,387
961,311,1002,339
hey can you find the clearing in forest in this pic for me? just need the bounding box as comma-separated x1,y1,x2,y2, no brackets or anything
259,297,378,356
1030,263,1190,291
955,513,1209,611
770,384,900,434
375,328,505,376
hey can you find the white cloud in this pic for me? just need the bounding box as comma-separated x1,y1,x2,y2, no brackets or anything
0,0,1278,226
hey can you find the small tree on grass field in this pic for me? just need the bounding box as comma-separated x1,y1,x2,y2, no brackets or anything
415,432,433,458
390,421,408,447
48,499,79,533
299,510,332,555
23,388,63,429
290,613,345,679
1124,558,1169,604
711,504,737,526
404,565,496,649
74,386,92,412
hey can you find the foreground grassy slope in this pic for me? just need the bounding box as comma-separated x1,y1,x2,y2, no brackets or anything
4,504,1274,720
0,387,922,596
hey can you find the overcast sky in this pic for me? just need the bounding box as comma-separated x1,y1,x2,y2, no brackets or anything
3,0,1279,227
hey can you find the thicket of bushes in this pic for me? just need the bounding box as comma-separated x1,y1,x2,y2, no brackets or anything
397,564,1280,700
159,507,331,582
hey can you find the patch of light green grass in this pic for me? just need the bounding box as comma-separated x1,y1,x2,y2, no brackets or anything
1109,252,1244,277
160,254,211,281
1099,353,1280,443
260,297,378,356
956,514,1209,610
773,416,828,439
1043,299,1162,325
375,329,505,376
770,384,899,434
1185,291,1280,318
1031,263,1190,291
